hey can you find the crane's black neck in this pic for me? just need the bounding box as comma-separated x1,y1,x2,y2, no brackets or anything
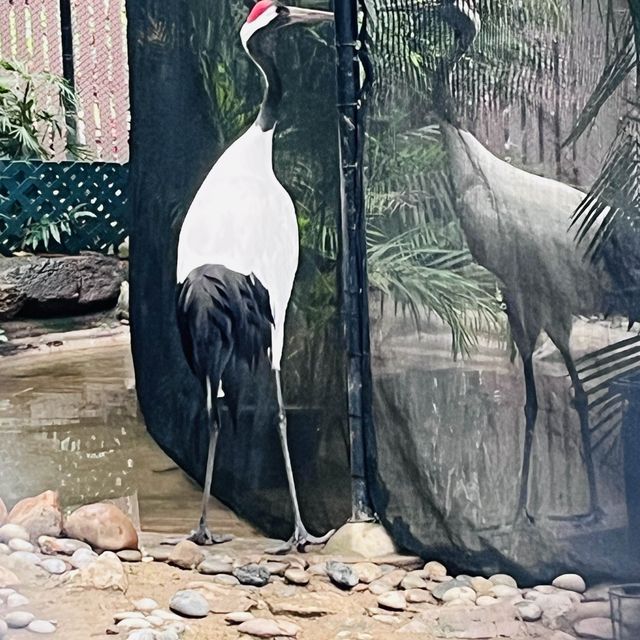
247,32,282,132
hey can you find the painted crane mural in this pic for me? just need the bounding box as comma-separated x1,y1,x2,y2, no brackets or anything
176,0,335,551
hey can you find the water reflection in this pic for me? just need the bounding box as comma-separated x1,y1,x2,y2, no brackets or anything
0,343,252,535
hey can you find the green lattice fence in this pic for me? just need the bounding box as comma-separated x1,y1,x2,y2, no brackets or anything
0,161,130,255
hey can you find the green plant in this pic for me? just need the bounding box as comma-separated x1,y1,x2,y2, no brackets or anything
0,59,85,160
21,204,96,252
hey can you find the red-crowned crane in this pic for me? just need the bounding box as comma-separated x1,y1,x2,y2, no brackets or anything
176,0,335,552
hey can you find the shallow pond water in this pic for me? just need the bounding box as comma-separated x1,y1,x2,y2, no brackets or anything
0,341,254,536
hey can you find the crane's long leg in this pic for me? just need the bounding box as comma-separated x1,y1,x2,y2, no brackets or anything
551,340,602,521
188,379,233,545
515,353,538,524
268,370,335,554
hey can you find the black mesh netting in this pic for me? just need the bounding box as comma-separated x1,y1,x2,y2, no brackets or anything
363,0,640,581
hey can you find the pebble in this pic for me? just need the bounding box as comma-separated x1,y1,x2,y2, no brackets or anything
0,588,16,601
307,563,327,577
198,559,234,575
0,524,30,543
326,561,358,589
0,620,6,639
27,620,57,634
69,547,99,569
401,573,428,590
442,586,476,603
432,578,468,600
117,618,153,630
11,551,41,566
353,562,383,584
156,631,181,640
118,549,143,562
169,589,210,618
114,612,146,622
573,617,613,639
134,598,160,612
233,563,271,587
0,568,19,588
38,536,90,556
40,558,67,574
151,609,182,622
368,579,394,595
381,569,406,587
477,596,499,606
8,538,34,553
237,617,300,638
284,568,310,586
378,592,407,611
372,614,400,625
264,561,288,576
516,601,542,622
489,585,521,599
168,540,204,570
7,592,29,607
424,561,447,580
212,574,240,586
126,632,156,640
469,576,494,595
489,574,518,588
0,543,9,555
553,573,587,594
5,611,35,628
226,611,254,625
405,588,434,604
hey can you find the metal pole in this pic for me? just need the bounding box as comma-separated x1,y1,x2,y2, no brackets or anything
59,0,79,153
334,0,375,521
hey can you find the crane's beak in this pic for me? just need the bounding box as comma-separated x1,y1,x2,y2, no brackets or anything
284,6,334,24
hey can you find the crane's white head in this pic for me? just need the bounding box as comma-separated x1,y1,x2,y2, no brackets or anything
240,0,333,49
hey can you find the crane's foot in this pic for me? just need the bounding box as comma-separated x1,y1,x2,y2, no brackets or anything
267,527,335,555
187,526,233,546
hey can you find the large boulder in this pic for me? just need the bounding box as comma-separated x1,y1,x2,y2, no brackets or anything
64,503,138,551
7,491,62,540
0,253,127,318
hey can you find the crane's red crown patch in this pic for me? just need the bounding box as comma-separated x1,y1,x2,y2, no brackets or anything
247,0,275,23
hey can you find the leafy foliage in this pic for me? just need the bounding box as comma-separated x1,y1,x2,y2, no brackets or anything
21,204,96,253
0,60,85,160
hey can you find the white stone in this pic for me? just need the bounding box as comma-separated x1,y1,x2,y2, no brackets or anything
27,620,57,634
553,574,587,594
134,598,159,612
8,538,34,553
0,524,30,543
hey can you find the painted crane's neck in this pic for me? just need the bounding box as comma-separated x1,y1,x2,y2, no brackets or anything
246,34,282,132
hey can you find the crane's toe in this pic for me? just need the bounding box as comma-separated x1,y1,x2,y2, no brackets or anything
266,527,336,555
188,527,233,546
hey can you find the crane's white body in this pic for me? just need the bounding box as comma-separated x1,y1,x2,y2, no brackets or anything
176,124,299,371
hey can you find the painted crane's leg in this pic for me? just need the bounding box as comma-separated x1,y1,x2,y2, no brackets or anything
515,353,538,524
268,370,335,554
552,340,602,521
188,380,233,545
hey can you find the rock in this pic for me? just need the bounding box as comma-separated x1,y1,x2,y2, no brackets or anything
424,561,447,580
40,557,67,574
198,559,234,575
233,563,271,587
432,578,469,600
322,522,397,557
368,579,395,595
307,563,327,577
538,593,577,629
134,598,159,612
118,549,143,562
226,611,254,624
0,619,6,639
470,576,494,595
378,592,407,611
405,588,435,604
267,597,335,618
401,573,428,590
489,585,521,599
64,502,138,551
0,588,16,601
168,540,204,570
326,561,358,589
7,592,29,607
69,547,99,568
117,618,153,630
114,612,146,622
0,543,9,555
10,550,41,566
0,253,127,318
237,617,300,638
0,499,6,525
516,601,542,622
477,596,499,606
67,550,127,591
380,568,407,587
7,491,62,540
212,573,240,586
169,589,210,618
372,614,400,625
5,611,35,628
127,631,156,640
583,584,614,602
489,574,518,588
284,568,310,585
151,609,182,621
553,574,587,594
8,538,34,553
442,586,477,603
27,619,57,634
0,524,30,543
573,617,613,639
208,595,255,614
38,536,90,556
354,562,383,584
